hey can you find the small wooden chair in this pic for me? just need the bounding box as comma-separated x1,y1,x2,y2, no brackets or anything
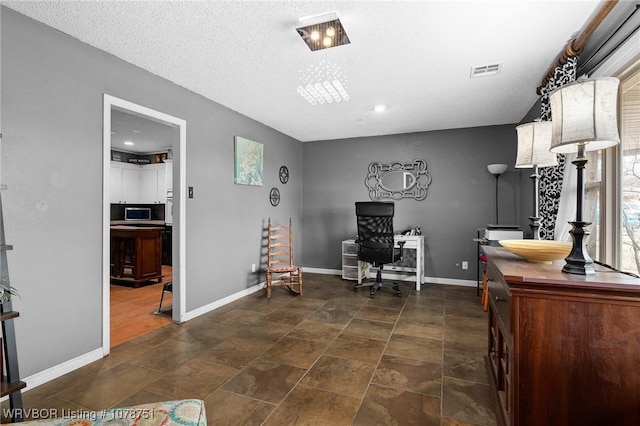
265,218,302,299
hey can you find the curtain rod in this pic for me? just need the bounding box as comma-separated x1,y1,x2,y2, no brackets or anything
536,0,618,95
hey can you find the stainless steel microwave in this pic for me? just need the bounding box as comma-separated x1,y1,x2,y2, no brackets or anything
124,207,151,221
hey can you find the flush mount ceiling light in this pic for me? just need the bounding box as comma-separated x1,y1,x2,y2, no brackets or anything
297,60,349,105
374,105,387,112
296,11,350,51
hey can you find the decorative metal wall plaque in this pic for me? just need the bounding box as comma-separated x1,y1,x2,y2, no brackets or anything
279,165,289,184
269,187,281,206
365,159,431,201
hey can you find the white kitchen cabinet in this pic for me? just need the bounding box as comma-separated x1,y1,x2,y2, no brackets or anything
111,162,141,204
156,163,167,202
139,167,158,204
111,162,166,204
122,167,140,203
110,162,124,203
140,164,167,204
164,160,173,192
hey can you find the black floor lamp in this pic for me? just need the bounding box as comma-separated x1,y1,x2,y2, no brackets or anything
549,77,620,275
487,164,508,224
515,120,558,240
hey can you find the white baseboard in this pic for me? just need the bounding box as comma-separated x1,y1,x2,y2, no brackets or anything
302,267,342,275
181,280,265,322
423,277,477,287
302,267,477,288
10,348,103,397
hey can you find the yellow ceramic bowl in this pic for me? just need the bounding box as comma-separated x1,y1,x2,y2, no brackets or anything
498,239,572,263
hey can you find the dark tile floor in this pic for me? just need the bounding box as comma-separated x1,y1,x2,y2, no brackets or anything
9,274,497,425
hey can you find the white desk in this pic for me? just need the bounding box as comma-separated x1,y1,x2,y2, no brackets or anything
390,235,425,291
348,235,425,291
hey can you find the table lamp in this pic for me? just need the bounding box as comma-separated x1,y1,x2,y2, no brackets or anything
515,120,558,240
487,163,508,224
549,77,620,275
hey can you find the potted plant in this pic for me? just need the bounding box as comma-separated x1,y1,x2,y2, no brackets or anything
0,284,19,304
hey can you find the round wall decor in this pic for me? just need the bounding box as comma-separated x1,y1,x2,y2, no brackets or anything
279,165,289,184
269,187,280,206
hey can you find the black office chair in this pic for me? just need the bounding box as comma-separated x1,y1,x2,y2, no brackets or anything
354,201,405,298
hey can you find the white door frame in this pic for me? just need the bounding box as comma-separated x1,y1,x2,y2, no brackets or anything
102,94,187,355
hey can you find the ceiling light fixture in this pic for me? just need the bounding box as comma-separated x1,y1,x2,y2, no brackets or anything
297,11,350,51
124,141,134,146
374,105,387,112
297,60,349,105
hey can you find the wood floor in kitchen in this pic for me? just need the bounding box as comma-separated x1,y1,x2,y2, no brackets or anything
110,265,173,347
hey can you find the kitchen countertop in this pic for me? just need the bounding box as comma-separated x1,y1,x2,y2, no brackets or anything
110,220,166,226
111,225,165,231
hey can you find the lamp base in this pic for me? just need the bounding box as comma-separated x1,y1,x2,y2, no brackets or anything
562,220,595,275
528,215,541,240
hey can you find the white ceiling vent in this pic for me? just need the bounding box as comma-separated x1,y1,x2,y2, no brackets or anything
470,63,501,78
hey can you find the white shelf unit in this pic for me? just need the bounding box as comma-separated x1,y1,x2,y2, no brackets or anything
341,239,369,283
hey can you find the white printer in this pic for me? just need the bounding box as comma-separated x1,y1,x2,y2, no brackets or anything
484,224,523,245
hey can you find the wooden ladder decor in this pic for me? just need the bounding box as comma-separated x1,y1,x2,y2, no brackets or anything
0,186,26,421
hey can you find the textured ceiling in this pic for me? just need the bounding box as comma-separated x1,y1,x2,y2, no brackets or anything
4,0,604,142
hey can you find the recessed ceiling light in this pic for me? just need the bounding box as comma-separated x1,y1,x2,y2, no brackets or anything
374,105,387,112
133,130,141,133
124,141,134,146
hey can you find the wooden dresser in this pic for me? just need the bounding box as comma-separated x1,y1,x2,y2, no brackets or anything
483,246,640,426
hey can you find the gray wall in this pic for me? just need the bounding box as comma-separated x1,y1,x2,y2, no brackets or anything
302,126,523,281
1,6,534,381
1,7,302,376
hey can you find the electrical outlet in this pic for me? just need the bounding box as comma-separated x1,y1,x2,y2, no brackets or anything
462,261,469,270
251,264,256,273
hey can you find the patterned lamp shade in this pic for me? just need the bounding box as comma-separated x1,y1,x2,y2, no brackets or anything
549,77,620,153
515,121,558,168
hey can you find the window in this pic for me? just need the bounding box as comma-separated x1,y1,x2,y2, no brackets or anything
585,151,602,260
618,69,640,274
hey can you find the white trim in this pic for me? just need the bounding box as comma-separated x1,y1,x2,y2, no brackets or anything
422,276,476,287
7,348,103,397
303,267,476,287
181,281,265,322
102,98,111,355
302,267,342,275
102,94,187,354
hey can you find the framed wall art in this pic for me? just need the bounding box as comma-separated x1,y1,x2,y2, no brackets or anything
234,136,263,186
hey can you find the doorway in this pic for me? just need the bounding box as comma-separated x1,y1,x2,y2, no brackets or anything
102,95,186,355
